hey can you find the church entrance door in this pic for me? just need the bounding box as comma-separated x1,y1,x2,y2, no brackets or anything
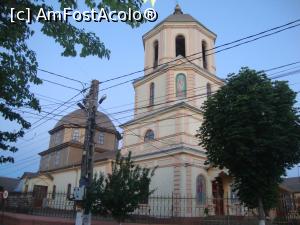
33,185,48,208
212,177,224,215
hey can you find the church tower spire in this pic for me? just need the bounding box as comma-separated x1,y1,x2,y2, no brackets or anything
173,3,183,15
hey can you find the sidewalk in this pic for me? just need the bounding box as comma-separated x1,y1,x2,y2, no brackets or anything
1,212,165,225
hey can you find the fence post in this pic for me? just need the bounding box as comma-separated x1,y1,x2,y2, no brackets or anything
171,192,174,218
227,192,230,225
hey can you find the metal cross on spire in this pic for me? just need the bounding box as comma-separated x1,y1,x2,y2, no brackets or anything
143,0,156,7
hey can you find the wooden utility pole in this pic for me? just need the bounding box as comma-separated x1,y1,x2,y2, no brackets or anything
81,79,99,186
75,80,99,225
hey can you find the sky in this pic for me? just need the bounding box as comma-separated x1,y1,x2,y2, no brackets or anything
1,0,300,178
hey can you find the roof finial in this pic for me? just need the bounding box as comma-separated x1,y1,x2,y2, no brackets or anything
174,3,183,15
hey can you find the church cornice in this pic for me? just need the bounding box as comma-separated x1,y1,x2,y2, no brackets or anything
133,57,224,88
120,101,202,127
131,144,207,162
38,156,114,174
142,21,217,48
49,124,121,139
38,141,112,156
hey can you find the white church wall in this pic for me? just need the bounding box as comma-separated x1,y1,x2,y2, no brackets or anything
52,169,80,192
134,72,167,117
150,165,174,195
25,176,53,192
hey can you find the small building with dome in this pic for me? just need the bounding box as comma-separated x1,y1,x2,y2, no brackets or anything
21,109,121,197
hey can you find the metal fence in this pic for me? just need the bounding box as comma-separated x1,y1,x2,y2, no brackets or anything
1,192,300,225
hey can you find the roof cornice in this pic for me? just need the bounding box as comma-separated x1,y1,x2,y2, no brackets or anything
133,57,225,88
143,22,217,48
120,101,202,127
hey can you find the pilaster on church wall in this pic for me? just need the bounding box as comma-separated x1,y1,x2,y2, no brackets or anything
208,39,217,74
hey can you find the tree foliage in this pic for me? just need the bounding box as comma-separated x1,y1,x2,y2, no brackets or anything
85,151,156,223
197,67,300,211
0,0,145,163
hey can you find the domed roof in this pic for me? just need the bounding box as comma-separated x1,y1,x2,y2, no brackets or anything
53,109,116,131
143,4,216,39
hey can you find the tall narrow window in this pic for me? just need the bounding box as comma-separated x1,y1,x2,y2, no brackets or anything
153,40,159,68
206,83,212,97
149,82,155,106
52,185,56,199
144,129,155,142
67,183,71,199
55,151,60,166
72,129,80,141
45,155,50,170
196,175,206,204
202,41,207,69
98,132,104,145
176,73,187,98
176,35,186,57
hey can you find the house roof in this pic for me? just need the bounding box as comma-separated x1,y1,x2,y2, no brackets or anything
280,177,300,193
21,172,38,179
0,176,19,192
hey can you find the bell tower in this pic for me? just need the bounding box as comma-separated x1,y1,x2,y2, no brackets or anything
121,4,225,197
143,4,217,75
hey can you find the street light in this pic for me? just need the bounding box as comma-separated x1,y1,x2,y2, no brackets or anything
99,94,107,105
77,102,86,110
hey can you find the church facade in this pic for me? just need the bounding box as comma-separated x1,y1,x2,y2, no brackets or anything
121,4,232,212
20,5,235,216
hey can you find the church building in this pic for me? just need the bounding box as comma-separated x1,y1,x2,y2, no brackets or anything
21,4,234,216
121,4,231,208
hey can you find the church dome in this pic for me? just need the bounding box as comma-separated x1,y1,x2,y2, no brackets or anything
145,4,216,38
53,109,116,131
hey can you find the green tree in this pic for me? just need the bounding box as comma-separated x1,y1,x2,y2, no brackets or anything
86,151,156,225
0,0,145,163
196,67,300,225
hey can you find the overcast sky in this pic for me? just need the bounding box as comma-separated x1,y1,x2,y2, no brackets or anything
1,0,300,178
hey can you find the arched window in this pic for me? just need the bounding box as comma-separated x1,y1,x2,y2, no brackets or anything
176,73,187,98
206,83,212,97
202,41,207,69
149,82,155,106
196,175,206,204
144,129,154,142
176,35,186,57
153,40,159,68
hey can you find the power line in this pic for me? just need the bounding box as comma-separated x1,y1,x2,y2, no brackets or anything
100,19,300,84
98,62,300,112
41,78,82,91
29,19,300,92
38,68,88,87
101,24,300,91
23,63,300,131
13,67,299,164
3,64,300,170
25,88,88,133
17,62,300,133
